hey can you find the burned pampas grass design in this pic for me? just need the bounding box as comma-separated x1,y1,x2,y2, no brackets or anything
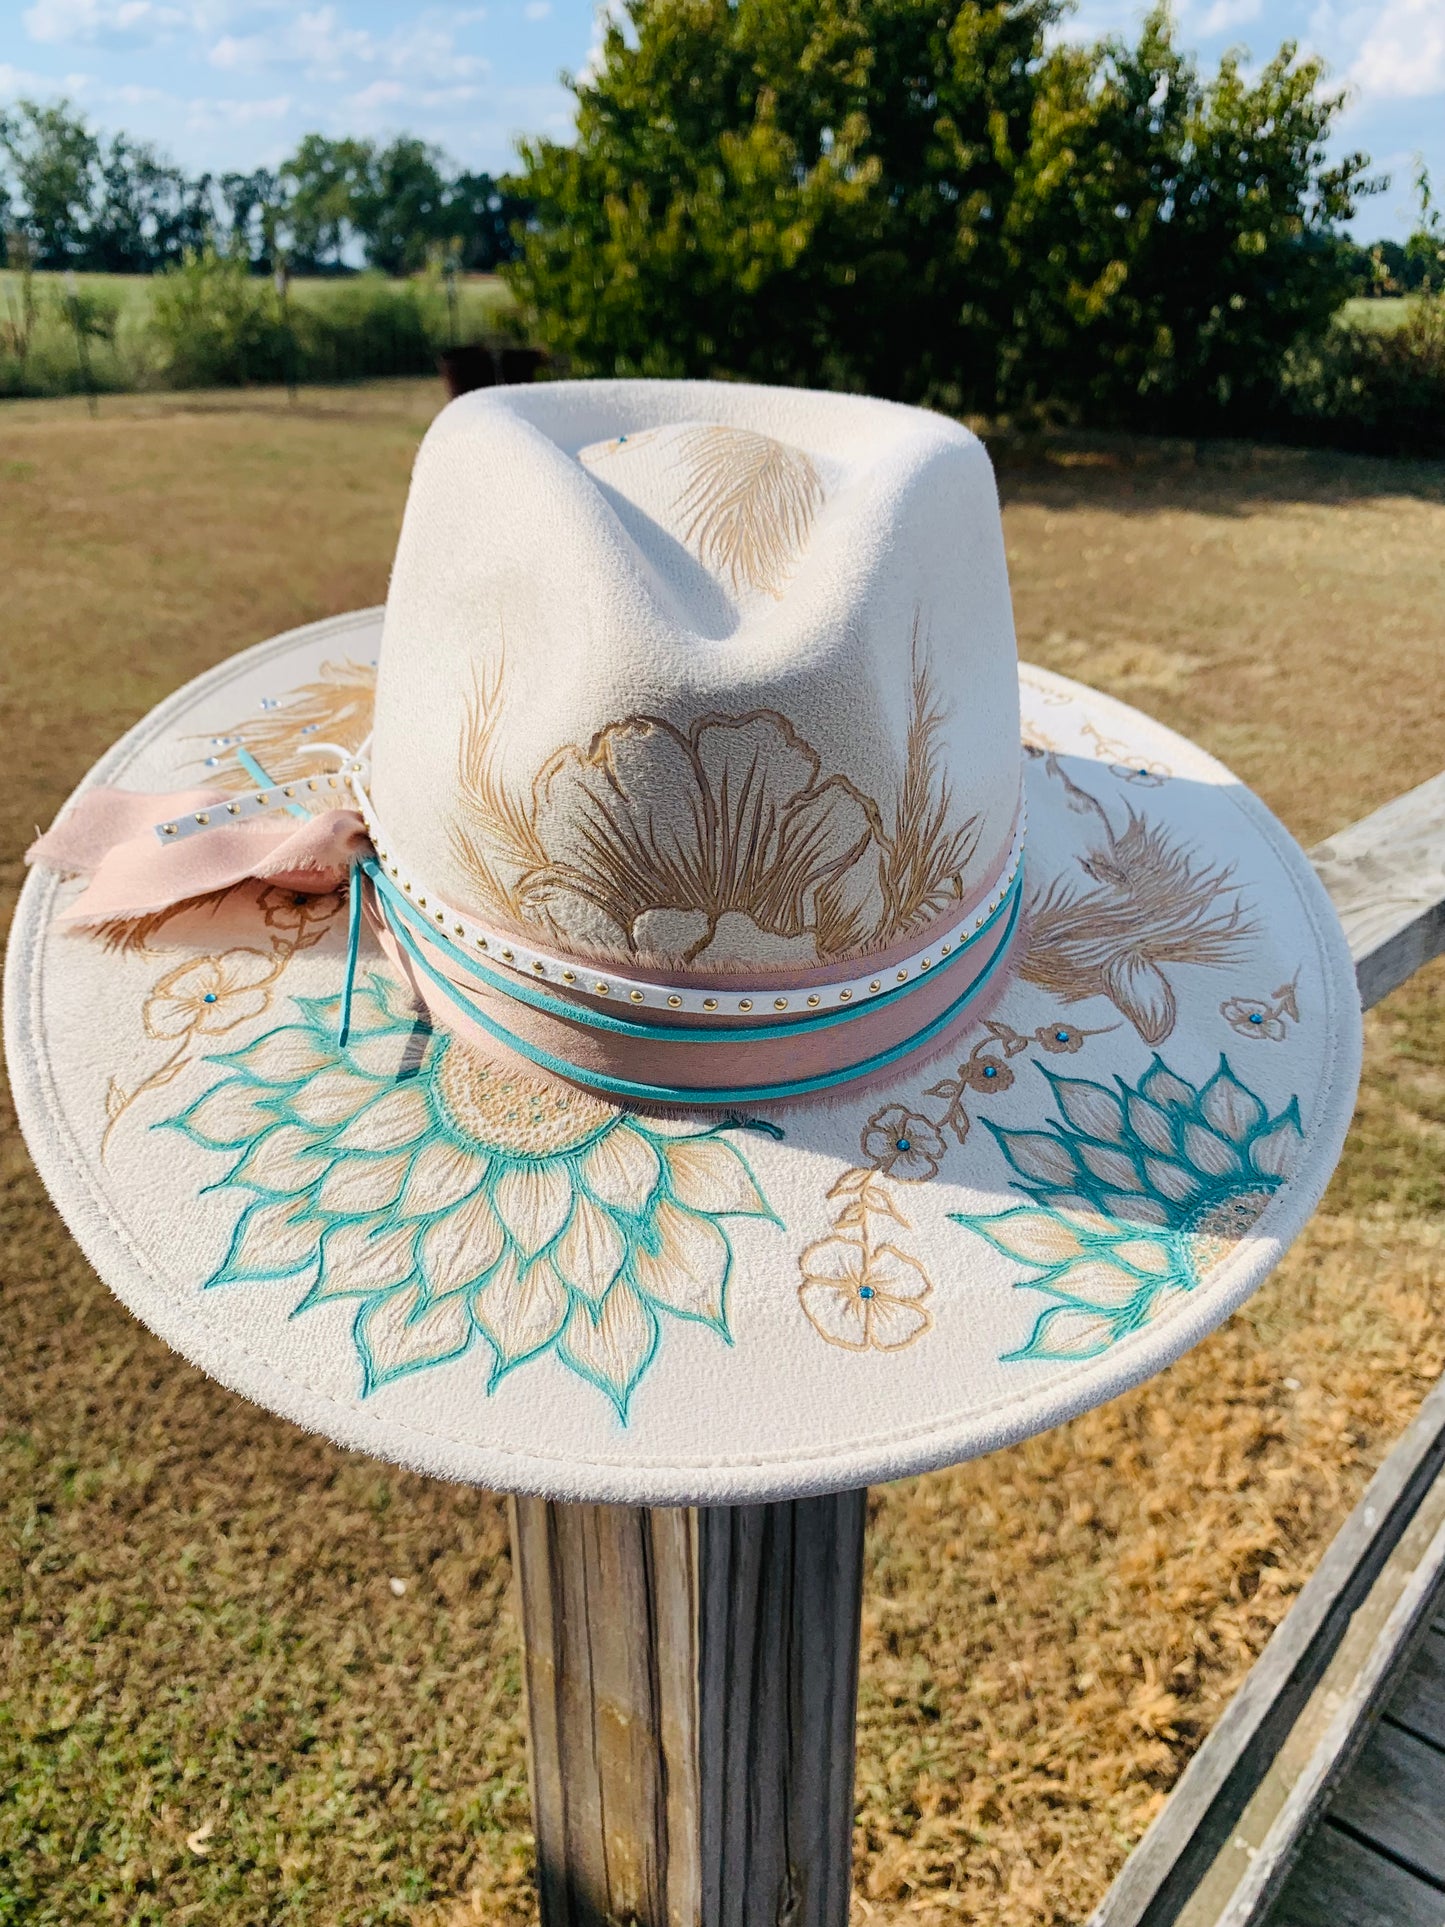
193,658,378,791
878,630,980,938
673,424,824,598
449,646,548,925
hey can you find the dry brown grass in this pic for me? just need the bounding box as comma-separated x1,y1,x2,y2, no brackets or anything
1,389,1442,1926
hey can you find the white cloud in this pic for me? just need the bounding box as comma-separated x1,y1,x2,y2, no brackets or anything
208,6,487,84
194,90,293,125
1350,0,1445,98
209,7,370,78
23,0,214,47
0,59,51,90
1197,0,1261,34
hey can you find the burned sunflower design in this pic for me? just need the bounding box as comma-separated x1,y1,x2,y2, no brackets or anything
952,1055,1305,1362
163,973,777,1420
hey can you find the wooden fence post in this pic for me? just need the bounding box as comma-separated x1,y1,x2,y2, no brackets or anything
510,1488,868,1927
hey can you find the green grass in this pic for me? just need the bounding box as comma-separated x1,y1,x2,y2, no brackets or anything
1340,295,1413,330
1,386,1443,1925
0,273,518,398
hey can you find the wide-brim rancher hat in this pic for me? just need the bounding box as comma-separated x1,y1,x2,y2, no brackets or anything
7,380,1361,1504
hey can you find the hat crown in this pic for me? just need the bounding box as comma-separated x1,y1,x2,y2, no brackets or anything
370,379,1021,980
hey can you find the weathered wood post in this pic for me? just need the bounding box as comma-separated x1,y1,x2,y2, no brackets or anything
510,1490,868,1927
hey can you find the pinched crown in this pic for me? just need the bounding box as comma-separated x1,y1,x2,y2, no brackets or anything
370,380,1021,980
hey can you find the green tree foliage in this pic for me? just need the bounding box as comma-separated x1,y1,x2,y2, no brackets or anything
0,99,101,267
507,0,1374,428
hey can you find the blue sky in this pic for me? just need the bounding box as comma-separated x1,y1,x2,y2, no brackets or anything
0,0,1439,239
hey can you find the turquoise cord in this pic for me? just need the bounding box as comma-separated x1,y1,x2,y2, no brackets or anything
365,856,1023,1047
380,881,1024,1107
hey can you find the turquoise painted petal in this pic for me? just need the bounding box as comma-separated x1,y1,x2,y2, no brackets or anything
209,1192,324,1286
556,1282,660,1421
1200,1058,1266,1146
357,1282,476,1392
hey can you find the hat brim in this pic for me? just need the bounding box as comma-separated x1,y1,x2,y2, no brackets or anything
6,608,1361,1504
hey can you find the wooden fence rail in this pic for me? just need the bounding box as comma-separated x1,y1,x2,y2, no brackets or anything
1091,765,1445,1927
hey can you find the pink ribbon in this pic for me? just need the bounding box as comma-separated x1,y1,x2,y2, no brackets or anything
27,787,370,927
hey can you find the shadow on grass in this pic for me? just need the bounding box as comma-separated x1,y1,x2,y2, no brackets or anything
987,429,1445,515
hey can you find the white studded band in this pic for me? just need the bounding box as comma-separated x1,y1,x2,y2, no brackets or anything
153,767,359,837
351,774,1027,1020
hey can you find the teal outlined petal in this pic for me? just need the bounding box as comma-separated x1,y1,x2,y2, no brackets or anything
356,1281,476,1393
960,1053,1304,1369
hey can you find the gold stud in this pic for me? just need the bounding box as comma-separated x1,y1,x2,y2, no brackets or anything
627,989,643,1003
328,776,338,787
195,812,210,826
774,997,788,1010
226,802,240,816
256,793,269,805
389,864,398,877
839,989,852,1002
896,969,908,982
454,923,464,936
533,961,546,974
403,881,412,893
435,911,445,924
283,787,295,798
595,982,610,996
703,997,718,1011
921,958,931,971
869,981,881,993
562,970,576,984
418,896,427,909
307,779,318,791
474,935,487,948
667,995,682,1008
500,948,514,962
941,944,951,956
739,999,753,1012
161,823,177,836
807,994,820,1007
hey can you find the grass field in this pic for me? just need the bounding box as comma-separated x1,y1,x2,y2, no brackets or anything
2,383,1443,1926
0,273,516,398
1339,295,1413,330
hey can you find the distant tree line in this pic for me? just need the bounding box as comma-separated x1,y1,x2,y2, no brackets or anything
0,100,529,275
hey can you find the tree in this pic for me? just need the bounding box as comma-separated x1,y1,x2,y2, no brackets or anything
349,137,449,274
1000,15,1371,425
217,168,282,268
0,98,100,266
89,135,216,271
506,0,1373,427
444,169,530,271
280,134,370,270
508,0,1062,398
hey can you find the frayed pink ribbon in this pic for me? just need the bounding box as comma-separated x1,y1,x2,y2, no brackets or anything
27,787,371,927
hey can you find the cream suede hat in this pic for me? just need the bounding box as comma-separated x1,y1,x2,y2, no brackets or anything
7,380,1362,1504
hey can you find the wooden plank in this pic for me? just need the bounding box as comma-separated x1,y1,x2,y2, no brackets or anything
510,1489,866,1927
1090,1378,1445,1927
1385,1629,1445,1751
1269,1820,1445,1927
1332,1723,1445,1885
1309,769,1445,1008
1170,1486,1445,1926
